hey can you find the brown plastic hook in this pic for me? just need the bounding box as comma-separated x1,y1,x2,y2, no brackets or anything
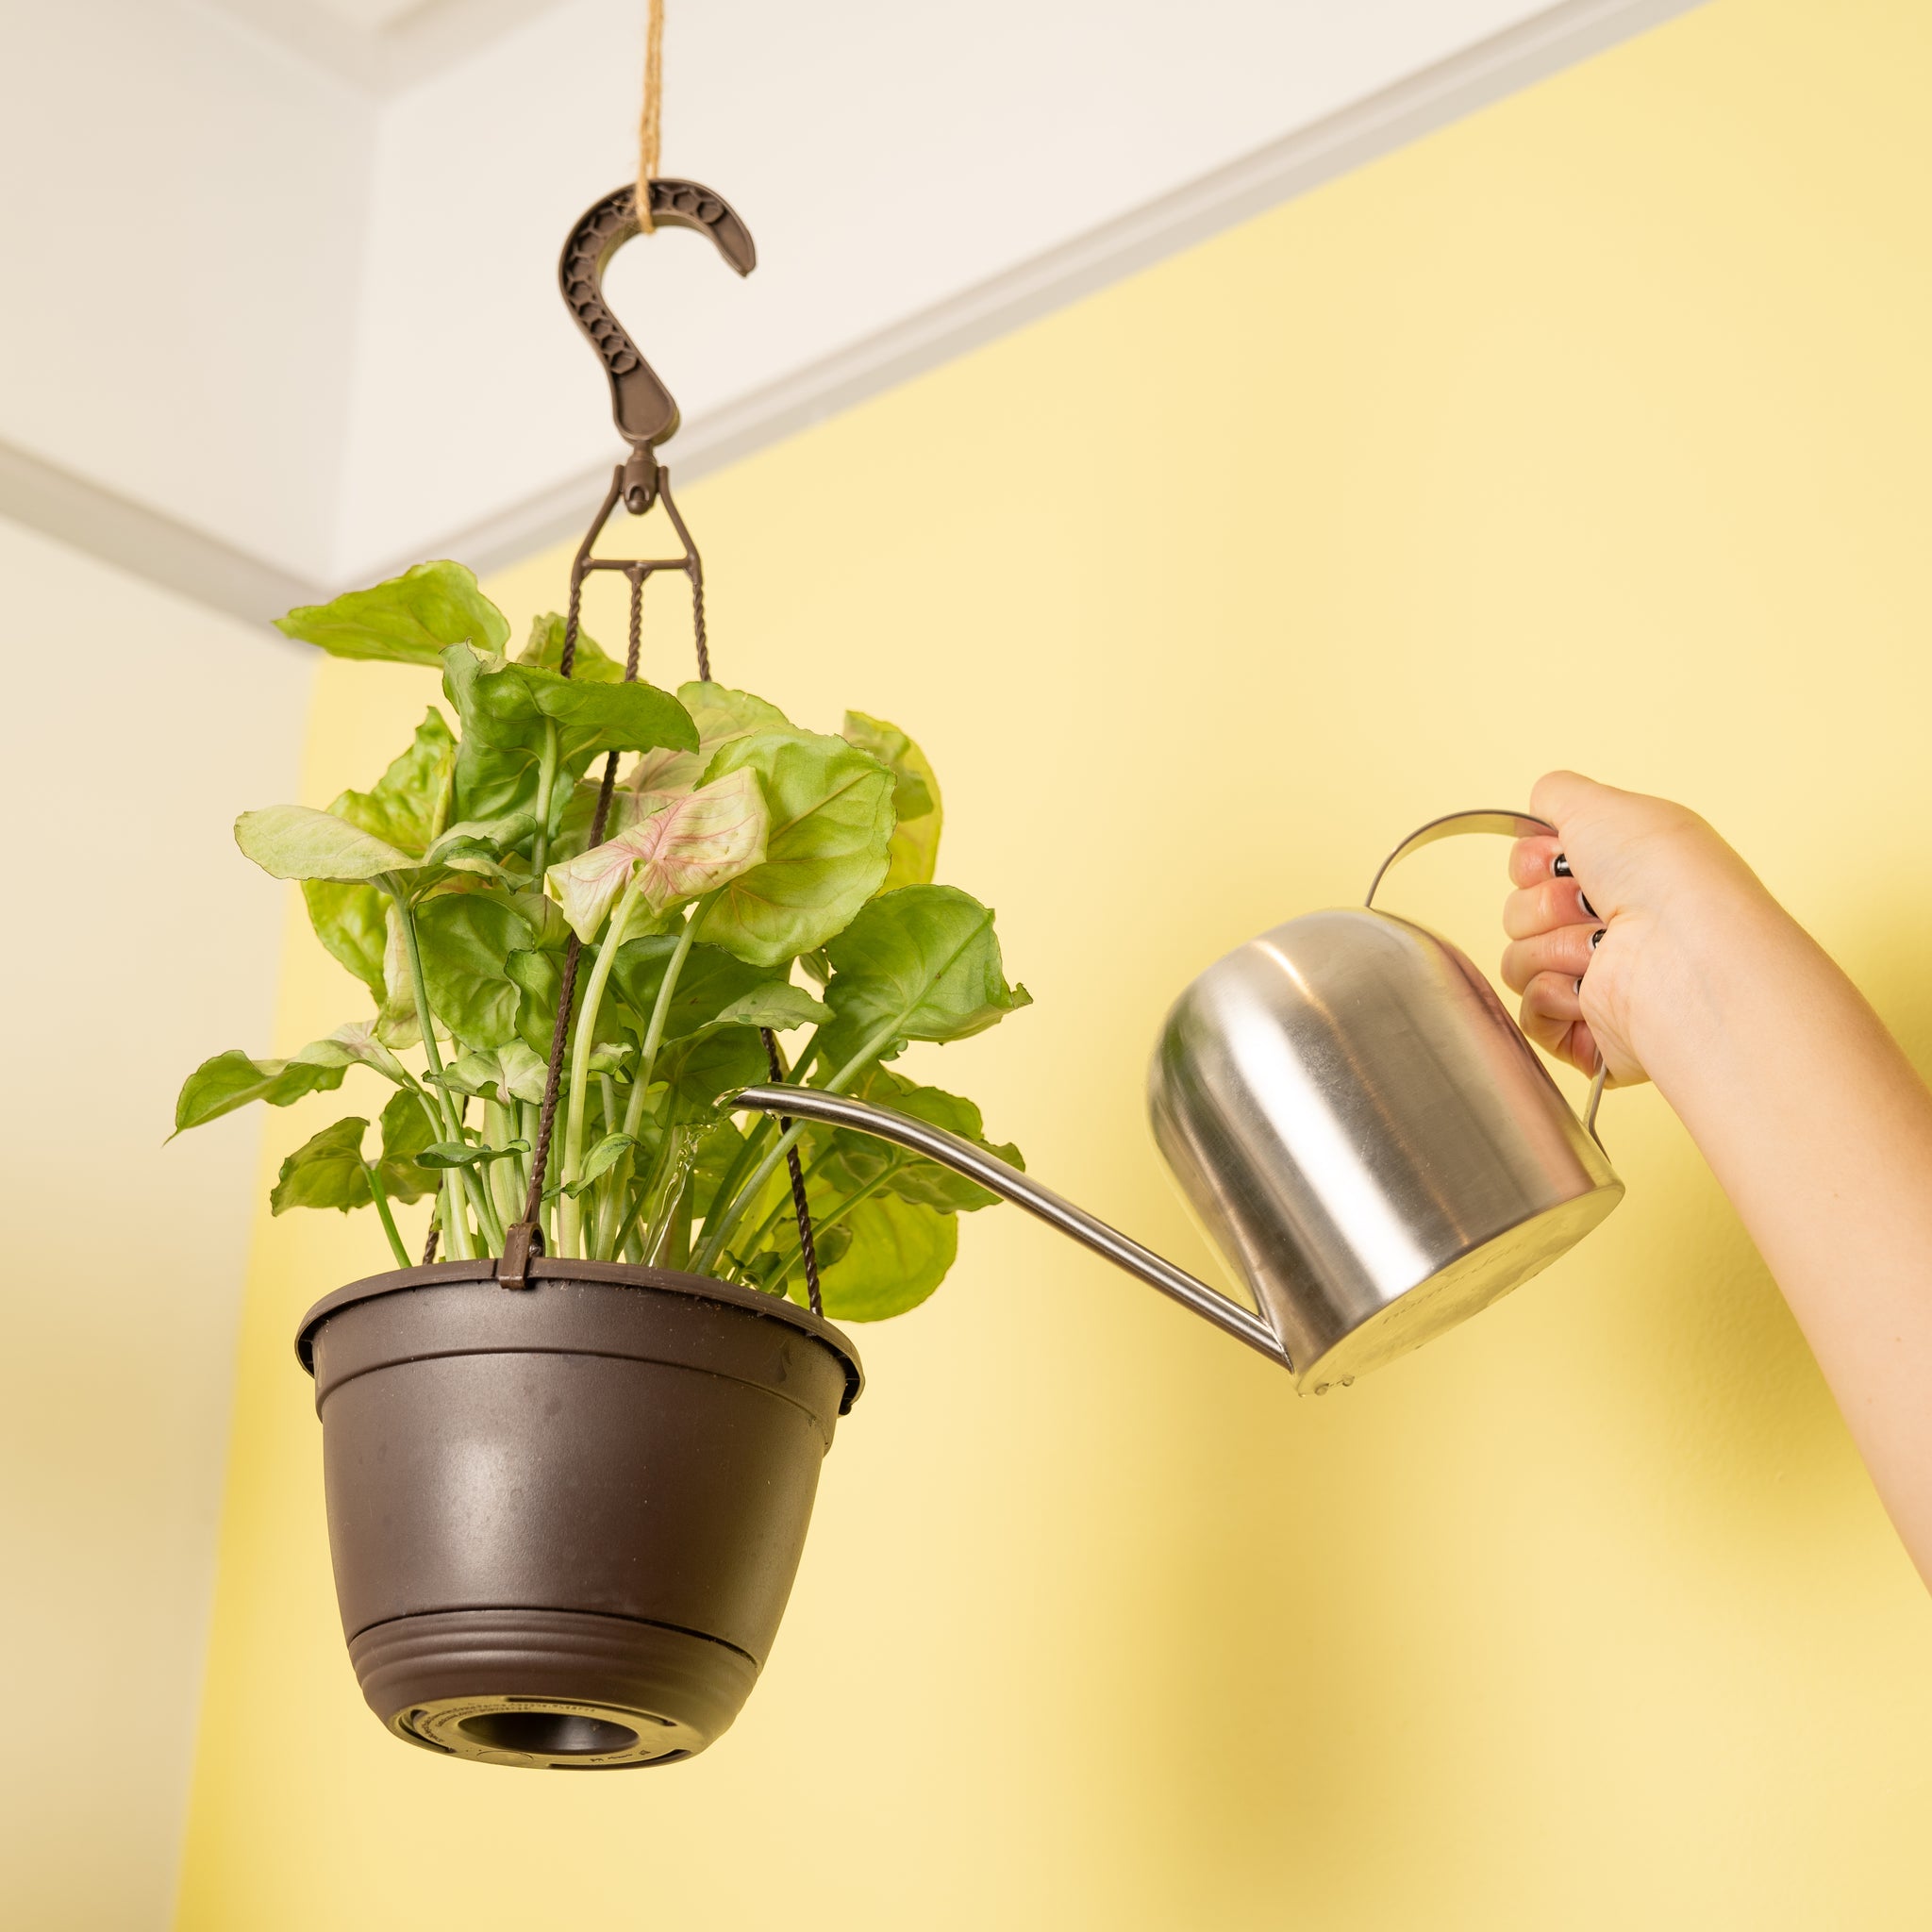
558,179,757,510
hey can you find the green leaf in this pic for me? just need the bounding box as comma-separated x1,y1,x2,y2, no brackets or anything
495,1038,553,1102
236,805,419,884
329,708,457,856
505,894,568,954
518,611,624,683
656,1024,771,1108
545,768,768,939
693,731,895,967
374,902,421,1047
442,642,698,817
276,561,508,667
173,1049,347,1135
298,710,458,999
563,1131,637,1195
270,1117,373,1214
415,892,525,1048
291,1020,411,1088
439,1041,551,1106
609,937,787,1041
815,1067,1022,1211
416,1139,528,1170
301,880,389,999
442,643,696,827
842,709,942,889
808,1192,958,1321
424,809,539,875
628,681,792,795
711,983,829,1030
506,947,626,1059
819,884,1030,1073
375,1090,440,1205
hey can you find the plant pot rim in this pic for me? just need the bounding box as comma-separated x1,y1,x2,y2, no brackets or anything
294,1257,864,1414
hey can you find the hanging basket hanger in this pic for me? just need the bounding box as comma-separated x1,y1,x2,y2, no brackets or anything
559,179,755,516
498,8,823,1314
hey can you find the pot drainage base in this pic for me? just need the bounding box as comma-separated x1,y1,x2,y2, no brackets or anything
395,1694,695,1769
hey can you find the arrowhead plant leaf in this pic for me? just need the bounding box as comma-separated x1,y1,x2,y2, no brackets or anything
518,611,624,683
627,681,792,795
693,731,895,967
183,554,1025,1312
173,1050,347,1135
820,884,1031,1073
545,767,769,940
276,561,508,667
236,805,420,884
291,1020,412,1088
842,709,942,889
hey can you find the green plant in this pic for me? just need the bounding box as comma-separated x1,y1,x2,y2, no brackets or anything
175,561,1028,1320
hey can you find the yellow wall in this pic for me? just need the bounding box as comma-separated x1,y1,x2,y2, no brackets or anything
175,3,1932,1924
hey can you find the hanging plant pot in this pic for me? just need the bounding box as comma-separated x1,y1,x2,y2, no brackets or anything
296,1258,862,1770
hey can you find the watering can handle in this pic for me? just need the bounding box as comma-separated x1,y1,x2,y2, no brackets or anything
1363,808,1609,1146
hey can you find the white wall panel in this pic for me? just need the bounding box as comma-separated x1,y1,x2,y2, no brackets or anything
0,0,373,579
0,517,311,1931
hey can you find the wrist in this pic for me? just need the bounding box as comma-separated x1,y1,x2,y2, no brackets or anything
1623,871,1796,1092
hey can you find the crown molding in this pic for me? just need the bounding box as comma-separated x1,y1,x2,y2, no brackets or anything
7,0,1700,620
388,0,1699,583
0,439,320,626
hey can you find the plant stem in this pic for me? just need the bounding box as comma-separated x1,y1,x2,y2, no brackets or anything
693,1022,899,1278
363,1161,411,1270
529,719,560,883
439,1171,468,1260
614,1120,687,1261
635,909,699,1105
738,1148,833,1260
388,883,503,1254
664,1173,692,1269
600,906,703,1257
559,872,648,1257
483,1099,520,1230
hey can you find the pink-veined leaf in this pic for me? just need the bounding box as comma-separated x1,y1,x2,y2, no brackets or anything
545,767,769,941
625,683,792,798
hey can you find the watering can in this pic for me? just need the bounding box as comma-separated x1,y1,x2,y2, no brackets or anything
739,811,1622,1391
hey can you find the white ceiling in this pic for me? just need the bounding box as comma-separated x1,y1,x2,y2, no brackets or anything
1,0,1702,619
199,0,566,90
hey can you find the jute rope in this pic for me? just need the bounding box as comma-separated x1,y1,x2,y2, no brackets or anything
636,0,664,232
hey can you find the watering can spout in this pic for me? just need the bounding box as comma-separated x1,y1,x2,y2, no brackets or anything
729,1087,1293,1368
739,811,1623,1393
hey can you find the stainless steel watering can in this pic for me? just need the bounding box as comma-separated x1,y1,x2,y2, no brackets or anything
738,811,1622,1391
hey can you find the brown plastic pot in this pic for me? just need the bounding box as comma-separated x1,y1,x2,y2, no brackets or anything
294,1257,862,1770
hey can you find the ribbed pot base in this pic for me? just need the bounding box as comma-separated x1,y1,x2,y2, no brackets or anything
351,1607,758,1770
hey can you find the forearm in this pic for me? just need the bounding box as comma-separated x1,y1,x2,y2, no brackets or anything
1635,885,1932,1580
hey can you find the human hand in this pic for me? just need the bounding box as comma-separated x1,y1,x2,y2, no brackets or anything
1500,771,1771,1085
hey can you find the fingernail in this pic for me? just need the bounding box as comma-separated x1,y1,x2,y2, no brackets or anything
1553,854,1573,878
1590,927,1605,950
1579,890,1598,919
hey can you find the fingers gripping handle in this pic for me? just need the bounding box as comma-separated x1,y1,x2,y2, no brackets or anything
1363,808,1610,1149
